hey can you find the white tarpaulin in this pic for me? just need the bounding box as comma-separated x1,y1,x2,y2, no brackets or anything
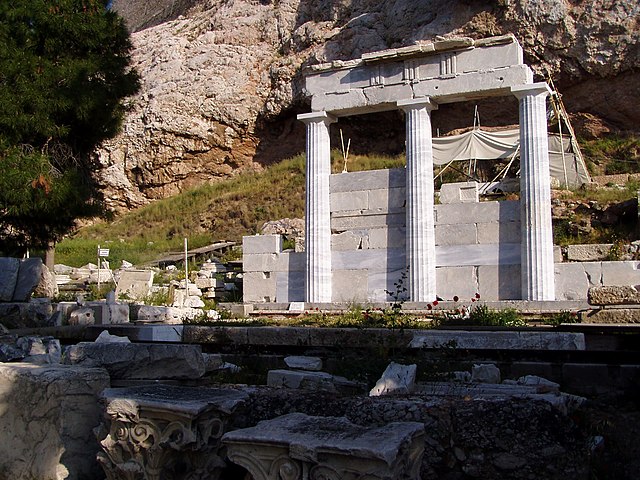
432,128,590,187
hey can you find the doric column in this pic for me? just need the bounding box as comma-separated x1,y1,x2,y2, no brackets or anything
512,83,555,301
297,111,336,303
398,98,438,302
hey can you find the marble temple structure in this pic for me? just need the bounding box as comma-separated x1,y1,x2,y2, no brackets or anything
243,35,640,304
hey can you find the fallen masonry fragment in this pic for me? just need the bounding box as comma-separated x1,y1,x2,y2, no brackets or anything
0,363,110,480
223,412,425,480
62,342,206,380
97,384,249,480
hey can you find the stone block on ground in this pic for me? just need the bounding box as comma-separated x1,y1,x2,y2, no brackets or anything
13,257,44,302
69,306,96,325
588,285,640,305
243,234,282,254
62,342,206,380
370,362,417,396
172,289,205,308
0,299,54,329
195,277,225,289
33,263,58,298
202,353,224,372
410,330,586,350
471,363,501,383
223,413,425,480
284,355,323,371
115,269,154,300
440,181,479,204
134,305,201,324
267,369,362,394
16,336,62,364
105,302,130,324
516,375,560,392
0,363,110,480
226,303,254,318
67,301,130,326
582,308,640,323
566,244,612,262
0,257,20,301
95,330,131,343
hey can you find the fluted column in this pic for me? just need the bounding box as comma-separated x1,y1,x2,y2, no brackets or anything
398,98,438,302
298,111,336,303
512,83,555,300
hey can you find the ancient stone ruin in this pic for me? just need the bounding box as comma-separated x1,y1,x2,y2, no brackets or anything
243,35,640,304
1,34,640,480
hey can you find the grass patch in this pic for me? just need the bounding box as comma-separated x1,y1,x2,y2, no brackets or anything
56,151,404,266
435,304,527,328
580,135,640,175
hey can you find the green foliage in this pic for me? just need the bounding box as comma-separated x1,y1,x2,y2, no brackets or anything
553,179,640,247
436,302,526,328
288,307,420,329
331,150,405,173
0,0,139,250
86,281,115,301
141,288,171,306
0,146,101,252
55,236,208,267
544,310,580,326
0,0,140,150
580,136,640,175
467,304,525,327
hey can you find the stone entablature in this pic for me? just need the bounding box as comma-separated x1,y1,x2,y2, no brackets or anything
304,35,531,115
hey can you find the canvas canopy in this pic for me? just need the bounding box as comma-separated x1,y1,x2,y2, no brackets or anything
432,128,590,187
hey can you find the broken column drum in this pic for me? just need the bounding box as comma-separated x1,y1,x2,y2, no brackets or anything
96,385,248,480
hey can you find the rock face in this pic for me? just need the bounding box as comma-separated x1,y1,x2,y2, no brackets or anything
98,0,640,212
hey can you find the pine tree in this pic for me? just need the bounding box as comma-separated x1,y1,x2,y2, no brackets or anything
0,0,140,253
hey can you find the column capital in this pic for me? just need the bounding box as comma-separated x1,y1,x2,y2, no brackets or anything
297,111,337,125
511,82,551,100
397,97,438,112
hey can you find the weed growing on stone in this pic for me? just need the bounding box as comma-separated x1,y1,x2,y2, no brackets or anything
86,281,116,301
432,294,527,327
467,304,525,327
378,267,416,329
545,310,580,326
141,288,171,306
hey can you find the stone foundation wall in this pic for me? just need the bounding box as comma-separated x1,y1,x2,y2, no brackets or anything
243,169,640,303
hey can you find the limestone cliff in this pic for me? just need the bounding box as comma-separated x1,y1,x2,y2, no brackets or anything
97,0,639,212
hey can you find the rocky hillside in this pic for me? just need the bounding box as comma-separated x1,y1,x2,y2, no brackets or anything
97,0,640,212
